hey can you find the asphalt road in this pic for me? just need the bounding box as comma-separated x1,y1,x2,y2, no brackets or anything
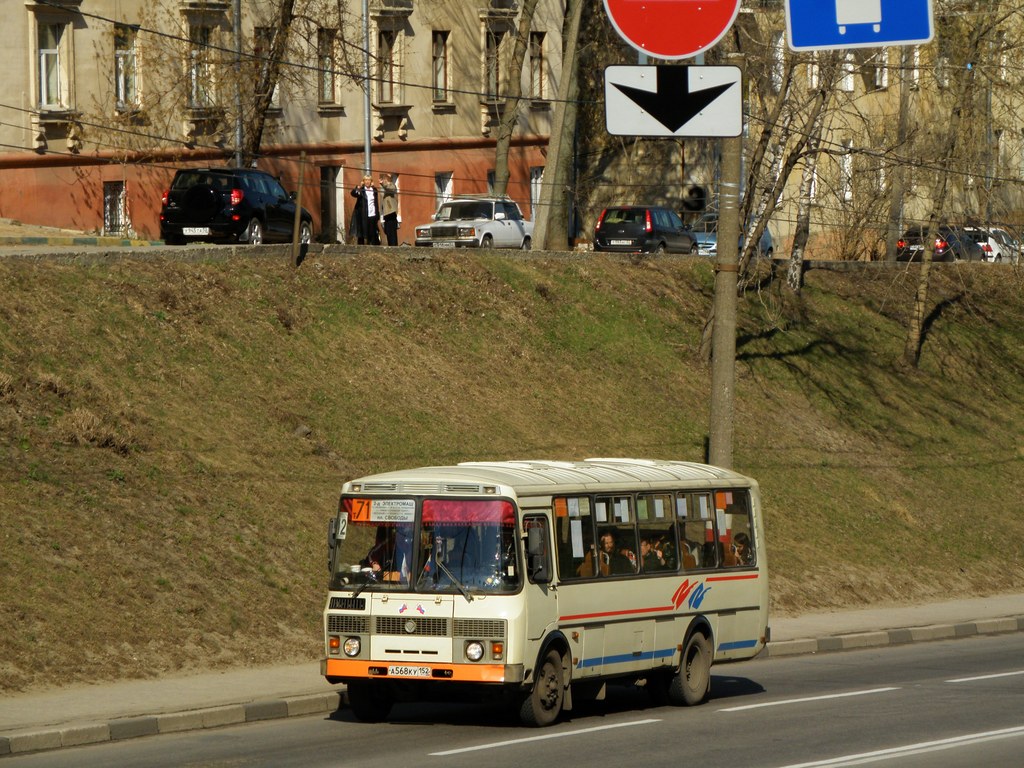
5,633,1022,768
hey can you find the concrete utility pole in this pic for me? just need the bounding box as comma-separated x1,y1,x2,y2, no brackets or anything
707,58,743,470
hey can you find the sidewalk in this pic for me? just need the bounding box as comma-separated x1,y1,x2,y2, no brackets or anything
2,593,1022,757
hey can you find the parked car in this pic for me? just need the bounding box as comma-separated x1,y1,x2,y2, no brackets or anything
691,212,773,258
593,206,697,254
414,197,533,249
962,225,1007,263
896,225,984,262
985,225,1021,264
160,167,313,246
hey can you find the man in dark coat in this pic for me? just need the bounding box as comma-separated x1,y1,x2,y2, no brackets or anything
350,174,381,245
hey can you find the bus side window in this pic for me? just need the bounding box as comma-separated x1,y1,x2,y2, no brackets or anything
722,491,755,568
554,496,597,579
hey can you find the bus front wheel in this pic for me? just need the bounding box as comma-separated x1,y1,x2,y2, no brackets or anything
347,680,393,722
519,650,565,727
669,632,711,706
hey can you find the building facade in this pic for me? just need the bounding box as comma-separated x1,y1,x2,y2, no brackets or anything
1,0,562,241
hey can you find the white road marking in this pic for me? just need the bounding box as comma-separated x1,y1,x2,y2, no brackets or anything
768,725,1024,767
946,669,1024,683
428,718,661,756
718,687,900,712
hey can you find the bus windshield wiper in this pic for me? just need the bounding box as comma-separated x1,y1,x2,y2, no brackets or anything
434,559,474,602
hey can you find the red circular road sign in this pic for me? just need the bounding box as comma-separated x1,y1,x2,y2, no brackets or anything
603,0,741,60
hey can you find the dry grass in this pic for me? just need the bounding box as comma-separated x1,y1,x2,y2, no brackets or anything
1,251,1023,693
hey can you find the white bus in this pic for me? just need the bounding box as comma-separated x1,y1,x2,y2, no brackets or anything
322,458,768,726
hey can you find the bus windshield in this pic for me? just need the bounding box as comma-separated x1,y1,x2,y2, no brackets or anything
330,497,519,595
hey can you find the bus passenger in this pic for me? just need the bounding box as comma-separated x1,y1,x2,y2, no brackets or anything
640,536,667,572
732,532,754,566
578,530,634,576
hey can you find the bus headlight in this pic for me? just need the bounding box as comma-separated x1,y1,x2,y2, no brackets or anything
465,641,484,662
343,637,361,657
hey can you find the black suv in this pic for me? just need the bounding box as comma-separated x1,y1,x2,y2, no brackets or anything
896,225,984,263
160,167,313,245
593,206,697,254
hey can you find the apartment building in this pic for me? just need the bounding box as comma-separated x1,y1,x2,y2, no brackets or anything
1,0,562,241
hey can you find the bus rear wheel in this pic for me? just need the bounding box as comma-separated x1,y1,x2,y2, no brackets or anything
347,680,393,722
519,650,564,727
669,632,711,706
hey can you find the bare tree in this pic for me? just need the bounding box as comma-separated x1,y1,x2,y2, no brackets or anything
493,0,542,197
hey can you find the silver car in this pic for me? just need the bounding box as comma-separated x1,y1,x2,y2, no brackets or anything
415,197,533,249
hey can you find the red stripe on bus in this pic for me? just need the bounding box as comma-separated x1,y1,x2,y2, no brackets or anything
559,604,675,621
706,574,760,582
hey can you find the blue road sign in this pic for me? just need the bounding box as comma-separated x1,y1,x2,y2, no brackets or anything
786,0,933,51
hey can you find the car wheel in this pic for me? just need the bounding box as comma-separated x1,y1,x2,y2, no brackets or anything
689,242,698,255
299,220,312,245
245,218,264,245
764,248,774,259
521,236,532,251
481,234,493,249
655,242,667,255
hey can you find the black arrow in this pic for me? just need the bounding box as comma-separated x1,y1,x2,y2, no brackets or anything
612,66,735,133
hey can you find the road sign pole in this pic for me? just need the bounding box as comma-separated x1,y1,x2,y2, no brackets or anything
708,57,744,469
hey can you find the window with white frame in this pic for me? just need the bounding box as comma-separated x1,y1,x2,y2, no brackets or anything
188,24,215,108
432,30,449,102
529,32,546,99
770,31,784,93
530,167,544,219
435,172,453,208
318,28,337,103
485,28,504,100
872,48,889,90
840,141,853,201
840,52,855,92
114,25,139,112
377,29,399,103
38,21,71,110
807,54,819,90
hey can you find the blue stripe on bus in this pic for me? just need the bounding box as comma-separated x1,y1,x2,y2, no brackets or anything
717,639,758,651
576,648,677,669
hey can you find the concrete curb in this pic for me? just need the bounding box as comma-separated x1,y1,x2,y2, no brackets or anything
2,616,1022,757
0,235,162,248
762,616,1024,658
0,692,344,757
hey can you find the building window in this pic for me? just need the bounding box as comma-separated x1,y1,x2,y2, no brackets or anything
38,22,69,109
530,166,544,219
529,32,545,99
840,141,853,202
770,31,784,93
188,24,215,108
432,30,449,102
435,171,453,208
103,181,128,236
254,27,280,107
318,28,337,104
485,29,503,100
487,169,496,194
377,29,398,104
840,52,855,92
114,25,139,112
807,54,818,90
871,48,889,90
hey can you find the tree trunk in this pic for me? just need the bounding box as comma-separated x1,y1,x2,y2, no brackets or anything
532,0,582,250
241,0,296,165
493,0,541,197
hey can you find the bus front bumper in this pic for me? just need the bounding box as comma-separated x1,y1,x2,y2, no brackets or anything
322,658,524,684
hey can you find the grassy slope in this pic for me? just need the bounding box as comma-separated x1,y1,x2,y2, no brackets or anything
1,252,1022,692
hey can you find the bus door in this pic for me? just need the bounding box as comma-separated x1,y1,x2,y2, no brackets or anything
523,514,559,645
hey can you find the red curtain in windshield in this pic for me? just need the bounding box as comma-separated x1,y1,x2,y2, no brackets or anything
422,499,516,525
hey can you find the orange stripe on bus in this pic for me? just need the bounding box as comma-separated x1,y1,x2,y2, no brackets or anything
323,658,507,683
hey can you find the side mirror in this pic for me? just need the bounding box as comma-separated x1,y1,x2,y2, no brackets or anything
494,212,506,220
527,527,551,584
327,519,338,572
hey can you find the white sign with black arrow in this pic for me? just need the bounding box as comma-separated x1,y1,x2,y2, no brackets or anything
604,65,742,138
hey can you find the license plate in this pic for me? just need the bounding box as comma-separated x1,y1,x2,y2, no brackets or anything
432,241,456,248
909,244,923,251
183,227,210,236
610,239,632,245
388,665,431,678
